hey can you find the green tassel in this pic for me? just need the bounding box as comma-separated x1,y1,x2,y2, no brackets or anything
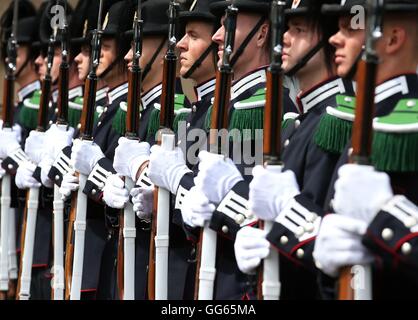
204,105,213,131
314,113,353,154
173,111,190,133
111,107,127,136
371,131,418,172
229,107,264,141
146,107,161,141
68,108,82,129
19,90,41,130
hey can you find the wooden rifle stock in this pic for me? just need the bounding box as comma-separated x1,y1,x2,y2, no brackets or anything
64,193,77,300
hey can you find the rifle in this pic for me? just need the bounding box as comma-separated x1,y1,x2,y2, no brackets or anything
18,16,57,300
255,0,286,301
0,0,19,293
66,0,105,300
148,0,179,300
52,0,70,300
117,0,143,300
338,0,385,301
194,1,238,300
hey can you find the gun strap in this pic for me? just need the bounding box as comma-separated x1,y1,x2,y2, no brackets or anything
142,38,167,82
183,42,217,79
230,16,266,68
284,39,325,77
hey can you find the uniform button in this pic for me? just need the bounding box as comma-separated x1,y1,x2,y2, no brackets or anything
295,226,304,237
304,223,314,233
306,212,317,223
314,259,322,270
49,120,53,125
186,122,191,128
401,242,412,255
192,105,197,113
54,108,59,114
97,121,102,126
177,140,182,146
294,120,300,128
296,248,304,258
406,100,416,107
404,217,417,228
280,236,288,245
344,96,353,103
55,175,60,181
222,225,229,234
77,123,81,129
92,189,97,195
8,164,13,170
104,107,108,113
381,228,393,241
347,147,353,157
284,139,290,147
234,214,245,225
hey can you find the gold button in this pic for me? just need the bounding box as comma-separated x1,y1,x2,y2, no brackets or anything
381,228,393,241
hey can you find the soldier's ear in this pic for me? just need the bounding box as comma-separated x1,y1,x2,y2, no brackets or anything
385,26,406,55
256,22,269,49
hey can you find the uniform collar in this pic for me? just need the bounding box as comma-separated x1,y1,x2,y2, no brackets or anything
195,78,216,101
298,77,347,114
231,67,267,100
96,86,109,102
17,80,40,102
107,82,129,104
374,74,414,104
142,83,163,110
68,85,83,100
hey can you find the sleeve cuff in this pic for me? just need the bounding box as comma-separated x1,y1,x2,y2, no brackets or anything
47,146,72,187
1,147,29,174
83,157,116,201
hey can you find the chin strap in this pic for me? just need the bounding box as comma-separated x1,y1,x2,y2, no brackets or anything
183,42,217,79
15,57,30,78
284,40,325,77
230,16,266,68
142,38,167,82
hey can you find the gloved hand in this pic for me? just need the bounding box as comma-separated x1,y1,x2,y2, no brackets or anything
194,150,243,204
113,138,150,181
45,124,74,159
59,171,79,200
148,145,191,194
24,131,47,164
0,129,21,159
39,156,54,188
71,139,105,175
102,174,129,209
181,186,216,228
0,121,21,142
234,226,270,274
130,186,154,220
15,161,41,189
313,214,374,278
0,160,5,179
333,164,393,224
249,166,300,221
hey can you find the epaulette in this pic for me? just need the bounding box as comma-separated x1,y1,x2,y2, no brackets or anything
19,89,42,130
372,98,418,172
111,101,128,136
68,96,83,129
313,94,355,154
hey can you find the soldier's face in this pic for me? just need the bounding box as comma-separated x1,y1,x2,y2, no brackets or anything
98,38,117,77
177,21,216,84
282,17,322,73
35,53,47,79
329,16,365,77
15,45,31,79
49,46,62,83
74,44,90,81
136,36,166,72
213,13,268,71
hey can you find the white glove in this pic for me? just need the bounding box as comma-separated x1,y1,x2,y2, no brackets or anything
194,150,243,204
15,161,41,189
313,214,374,277
181,186,216,228
234,226,270,275
102,174,129,209
113,138,150,181
45,124,74,159
333,164,394,224
130,186,154,220
0,129,21,159
24,131,47,164
39,156,54,188
148,145,192,194
249,166,300,221
59,171,79,200
71,139,105,175
0,122,22,143
0,160,5,179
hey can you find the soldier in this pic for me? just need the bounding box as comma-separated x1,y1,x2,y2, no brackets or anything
313,0,418,300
